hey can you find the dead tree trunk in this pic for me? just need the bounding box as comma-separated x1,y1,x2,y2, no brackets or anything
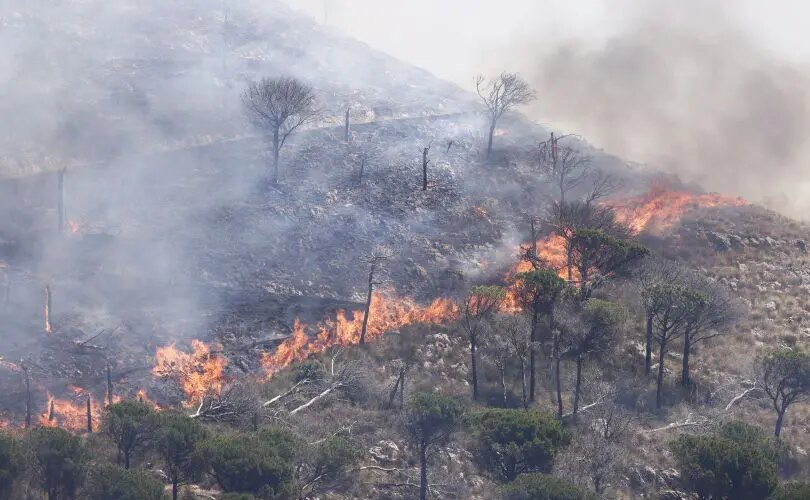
644,312,653,376
48,399,55,423
106,361,114,406
422,146,430,191
681,330,692,387
44,285,52,334
344,108,350,142
86,397,92,433
359,261,376,345
529,310,538,403
57,167,66,233
272,128,281,183
22,362,31,429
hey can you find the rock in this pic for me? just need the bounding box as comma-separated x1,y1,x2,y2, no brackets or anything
707,231,732,251
738,263,748,273
368,440,400,463
728,234,745,248
765,236,778,248
765,301,778,312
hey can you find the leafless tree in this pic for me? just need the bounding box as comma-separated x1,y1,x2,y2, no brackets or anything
475,73,535,157
189,380,260,425
460,286,505,400
539,133,590,205
242,77,318,182
554,430,623,494
421,145,431,191
359,246,393,345
636,259,683,376
680,274,741,387
347,137,381,184
481,323,514,406
289,351,369,416
497,314,532,408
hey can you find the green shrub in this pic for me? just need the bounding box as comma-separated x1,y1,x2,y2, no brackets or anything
28,426,88,500
470,408,571,480
219,494,257,500
671,422,778,500
196,428,296,499
770,482,810,499
500,473,594,500
155,412,207,500
0,430,26,500
83,464,165,500
103,400,158,469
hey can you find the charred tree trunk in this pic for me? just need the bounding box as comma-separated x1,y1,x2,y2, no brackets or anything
774,407,786,438
418,445,429,500
499,365,507,406
359,262,376,345
358,158,365,184
344,108,350,142
422,146,430,191
86,397,92,433
644,311,653,376
387,366,404,409
470,333,479,401
520,359,528,409
529,218,538,268
106,361,114,406
681,330,691,387
486,122,495,157
22,363,31,429
44,285,52,334
272,128,280,182
554,346,563,419
529,310,538,402
48,399,55,423
656,337,668,410
172,480,179,500
573,355,583,418
57,168,65,233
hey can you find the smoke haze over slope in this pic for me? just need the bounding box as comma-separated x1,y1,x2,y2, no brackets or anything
286,0,810,218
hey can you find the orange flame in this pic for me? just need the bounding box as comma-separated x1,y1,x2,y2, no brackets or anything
38,393,98,432
152,340,226,404
262,294,458,377
612,185,746,235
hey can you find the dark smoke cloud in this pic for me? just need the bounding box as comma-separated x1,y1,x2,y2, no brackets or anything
528,3,810,218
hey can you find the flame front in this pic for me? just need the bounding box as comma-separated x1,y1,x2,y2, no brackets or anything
152,340,226,404
38,393,98,432
262,294,458,377
613,185,746,235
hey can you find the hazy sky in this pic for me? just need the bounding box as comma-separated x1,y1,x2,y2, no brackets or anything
282,0,810,87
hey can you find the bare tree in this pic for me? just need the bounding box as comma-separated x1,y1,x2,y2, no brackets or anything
481,322,513,406
347,137,381,184
189,380,260,424
680,274,741,387
756,350,810,438
554,430,623,495
460,285,506,400
539,133,590,205
359,247,393,345
636,259,683,376
242,77,318,182
475,73,535,157
496,314,532,408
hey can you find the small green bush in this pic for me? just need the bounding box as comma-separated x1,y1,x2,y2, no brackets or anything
470,408,571,480
83,464,165,500
500,473,594,500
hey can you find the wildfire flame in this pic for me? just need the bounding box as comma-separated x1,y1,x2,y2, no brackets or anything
152,340,226,404
261,294,458,377
613,185,746,235
38,393,98,432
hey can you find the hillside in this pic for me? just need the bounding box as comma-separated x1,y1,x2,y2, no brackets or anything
0,2,809,500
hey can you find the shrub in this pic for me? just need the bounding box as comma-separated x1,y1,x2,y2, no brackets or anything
770,482,810,499
500,473,595,500
196,428,296,499
155,412,207,500
0,430,25,500
470,408,571,480
299,436,362,497
103,400,158,469
28,426,88,500
83,464,165,500
671,422,778,500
